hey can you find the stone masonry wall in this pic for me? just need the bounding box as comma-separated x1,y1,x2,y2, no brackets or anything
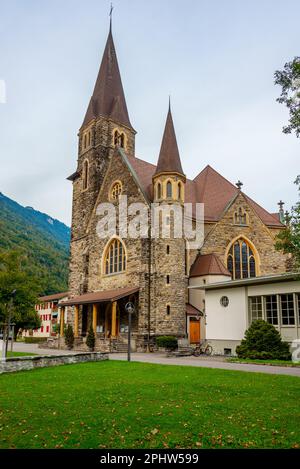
201,192,288,275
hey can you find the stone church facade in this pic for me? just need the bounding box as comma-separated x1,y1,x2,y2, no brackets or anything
59,22,289,352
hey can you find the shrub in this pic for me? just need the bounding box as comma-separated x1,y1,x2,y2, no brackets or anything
86,325,95,351
64,324,74,350
156,336,178,350
236,320,291,360
24,337,47,344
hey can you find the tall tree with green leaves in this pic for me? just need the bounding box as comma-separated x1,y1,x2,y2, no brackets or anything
274,57,300,137
275,176,300,269
0,250,41,334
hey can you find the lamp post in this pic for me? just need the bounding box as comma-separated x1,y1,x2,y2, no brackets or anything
125,302,135,362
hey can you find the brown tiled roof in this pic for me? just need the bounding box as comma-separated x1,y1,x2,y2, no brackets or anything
125,157,283,228
155,107,184,176
39,292,69,302
82,28,132,129
189,253,231,277
186,303,202,316
59,286,139,306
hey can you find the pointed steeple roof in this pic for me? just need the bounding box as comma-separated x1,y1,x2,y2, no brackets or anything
82,25,132,129
155,104,184,176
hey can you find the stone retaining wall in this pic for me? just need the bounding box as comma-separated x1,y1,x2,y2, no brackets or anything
0,352,108,374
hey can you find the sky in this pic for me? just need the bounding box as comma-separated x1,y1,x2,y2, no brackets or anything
0,0,299,225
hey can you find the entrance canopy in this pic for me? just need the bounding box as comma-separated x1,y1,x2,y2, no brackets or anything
59,286,139,307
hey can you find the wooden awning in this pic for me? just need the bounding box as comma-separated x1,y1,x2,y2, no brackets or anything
59,286,139,307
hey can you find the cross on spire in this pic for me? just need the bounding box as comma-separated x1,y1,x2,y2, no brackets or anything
109,3,114,31
278,200,285,211
236,180,243,190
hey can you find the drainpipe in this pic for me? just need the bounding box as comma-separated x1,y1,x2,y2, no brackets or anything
147,226,152,351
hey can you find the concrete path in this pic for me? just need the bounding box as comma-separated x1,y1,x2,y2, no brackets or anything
11,343,300,376
9,342,77,356
109,352,300,377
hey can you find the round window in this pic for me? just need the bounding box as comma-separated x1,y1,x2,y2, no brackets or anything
220,296,229,307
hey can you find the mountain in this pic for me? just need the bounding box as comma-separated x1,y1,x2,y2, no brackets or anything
0,192,70,295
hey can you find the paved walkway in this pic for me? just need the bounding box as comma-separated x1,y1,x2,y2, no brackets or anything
109,352,300,377
10,342,77,356
11,343,300,377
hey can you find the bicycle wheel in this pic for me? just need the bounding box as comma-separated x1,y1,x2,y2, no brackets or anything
205,345,213,356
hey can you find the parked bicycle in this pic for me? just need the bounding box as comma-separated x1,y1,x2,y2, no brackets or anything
192,340,213,356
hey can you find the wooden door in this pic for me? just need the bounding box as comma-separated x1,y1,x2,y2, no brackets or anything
189,318,200,344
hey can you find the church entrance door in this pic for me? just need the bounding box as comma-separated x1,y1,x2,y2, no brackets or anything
189,317,200,344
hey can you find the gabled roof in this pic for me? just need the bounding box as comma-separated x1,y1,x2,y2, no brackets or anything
39,292,69,302
189,253,231,277
155,106,184,176
82,26,132,129
124,158,283,228
59,286,139,306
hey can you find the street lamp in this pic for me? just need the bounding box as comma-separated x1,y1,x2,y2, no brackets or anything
125,302,135,362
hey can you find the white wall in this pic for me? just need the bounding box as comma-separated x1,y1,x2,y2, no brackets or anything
249,281,300,296
205,287,248,341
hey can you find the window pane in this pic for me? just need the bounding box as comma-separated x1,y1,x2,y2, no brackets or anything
227,255,233,277
167,182,172,198
234,242,241,279
265,295,278,325
249,296,263,322
249,257,256,278
241,242,248,278
280,294,295,325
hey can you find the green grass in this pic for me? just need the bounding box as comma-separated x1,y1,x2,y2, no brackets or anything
0,361,299,449
227,358,300,367
6,352,37,358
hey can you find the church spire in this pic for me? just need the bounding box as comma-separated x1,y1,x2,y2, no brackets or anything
155,104,184,175
82,20,132,129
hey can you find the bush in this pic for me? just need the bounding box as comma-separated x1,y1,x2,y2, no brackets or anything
236,320,291,360
64,324,74,350
86,325,95,351
156,336,178,350
24,337,47,344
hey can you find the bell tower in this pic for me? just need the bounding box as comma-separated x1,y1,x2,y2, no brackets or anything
69,21,136,241
68,20,135,296
152,103,187,337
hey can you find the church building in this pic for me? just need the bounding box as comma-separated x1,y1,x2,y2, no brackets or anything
58,21,292,354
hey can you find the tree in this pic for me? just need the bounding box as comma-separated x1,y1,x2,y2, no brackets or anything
64,324,74,349
274,57,300,137
0,250,41,335
86,324,95,351
236,320,291,360
275,176,300,269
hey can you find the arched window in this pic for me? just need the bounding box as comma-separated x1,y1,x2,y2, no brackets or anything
120,133,125,148
234,207,248,225
166,181,172,198
178,182,182,200
88,131,91,147
157,182,162,200
82,160,89,190
83,134,87,150
114,130,119,146
104,238,126,275
110,181,122,200
227,238,256,280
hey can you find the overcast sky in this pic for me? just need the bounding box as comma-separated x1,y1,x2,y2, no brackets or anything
0,0,299,225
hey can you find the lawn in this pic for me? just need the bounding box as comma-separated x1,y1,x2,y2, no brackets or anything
0,361,299,449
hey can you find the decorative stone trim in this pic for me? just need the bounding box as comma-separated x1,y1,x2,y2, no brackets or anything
0,352,108,374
